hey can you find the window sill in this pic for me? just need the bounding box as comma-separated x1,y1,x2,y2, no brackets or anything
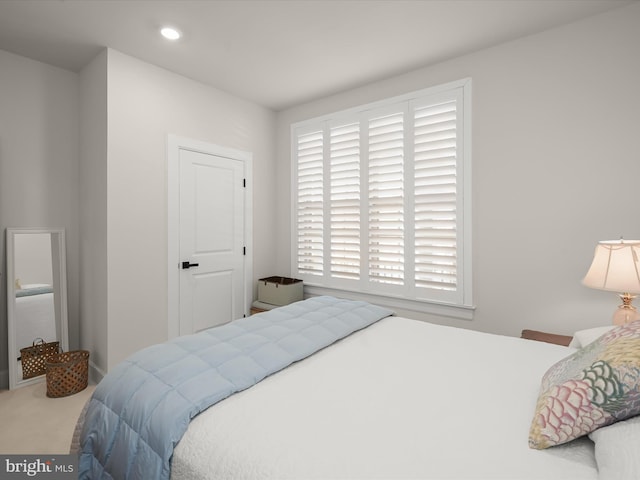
303,285,475,321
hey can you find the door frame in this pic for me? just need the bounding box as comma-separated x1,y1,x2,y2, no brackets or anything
167,135,253,339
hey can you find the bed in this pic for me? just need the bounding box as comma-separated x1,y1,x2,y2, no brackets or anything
15,284,57,367
78,296,640,480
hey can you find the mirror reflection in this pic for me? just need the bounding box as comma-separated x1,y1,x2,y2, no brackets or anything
6,228,69,389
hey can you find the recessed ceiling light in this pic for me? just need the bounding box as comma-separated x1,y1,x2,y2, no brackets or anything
161,27,181,41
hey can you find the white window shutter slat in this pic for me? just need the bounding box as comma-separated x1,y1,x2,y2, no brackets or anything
330,122,361,280
297,130,324,276
414,99,458,292
368,112,404,285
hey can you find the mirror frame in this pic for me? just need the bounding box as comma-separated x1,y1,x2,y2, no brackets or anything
6,227,69,390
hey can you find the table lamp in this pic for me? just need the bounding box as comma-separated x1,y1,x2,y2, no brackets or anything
583,239,640,325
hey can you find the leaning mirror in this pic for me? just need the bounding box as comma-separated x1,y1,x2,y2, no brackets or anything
6,228,69,390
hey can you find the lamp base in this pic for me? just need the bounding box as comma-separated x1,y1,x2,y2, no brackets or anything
612,293,640,325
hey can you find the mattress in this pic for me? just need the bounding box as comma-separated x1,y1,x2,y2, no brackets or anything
171,316,598,479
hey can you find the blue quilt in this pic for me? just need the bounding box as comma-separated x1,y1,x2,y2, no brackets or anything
16,285,53,297
78,296,393,480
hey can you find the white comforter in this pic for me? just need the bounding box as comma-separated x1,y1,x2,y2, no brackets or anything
172,317,597,479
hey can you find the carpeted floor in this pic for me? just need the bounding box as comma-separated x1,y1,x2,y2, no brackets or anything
0,381,95,454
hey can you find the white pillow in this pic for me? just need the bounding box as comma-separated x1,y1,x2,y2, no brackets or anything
589,416,640,480
568,326,615,348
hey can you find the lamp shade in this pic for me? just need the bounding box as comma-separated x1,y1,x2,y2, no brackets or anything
583,240,640,294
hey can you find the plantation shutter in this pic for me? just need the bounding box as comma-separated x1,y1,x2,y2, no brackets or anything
330,122,361,280
293,79,470,308
413,98,458,292
296,130,324,276
368,111,405,285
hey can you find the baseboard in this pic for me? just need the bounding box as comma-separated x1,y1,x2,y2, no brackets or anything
0,369,8,390
88,361,105,385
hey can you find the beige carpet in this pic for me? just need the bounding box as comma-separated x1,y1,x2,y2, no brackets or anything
0,381,95,454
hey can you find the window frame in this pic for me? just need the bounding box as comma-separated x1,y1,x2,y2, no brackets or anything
290,78,473,319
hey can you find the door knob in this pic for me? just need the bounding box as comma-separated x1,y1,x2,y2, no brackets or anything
182,261,200,269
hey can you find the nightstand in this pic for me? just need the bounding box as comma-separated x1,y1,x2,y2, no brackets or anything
521,329,573,347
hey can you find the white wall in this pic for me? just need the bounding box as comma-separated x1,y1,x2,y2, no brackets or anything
104,49,276,369
0,46,276,380
0,49,80,388
79,50,108,381
275,3,640,338
2,4,637,383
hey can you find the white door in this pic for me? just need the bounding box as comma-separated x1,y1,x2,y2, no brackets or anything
179,148,245,335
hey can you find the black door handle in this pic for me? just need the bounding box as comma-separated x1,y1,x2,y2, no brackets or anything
182,261,200,269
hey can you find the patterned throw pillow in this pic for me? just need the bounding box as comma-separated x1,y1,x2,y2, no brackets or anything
529,320,640,449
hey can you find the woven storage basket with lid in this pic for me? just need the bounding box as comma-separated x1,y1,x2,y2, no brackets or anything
45,350,89,398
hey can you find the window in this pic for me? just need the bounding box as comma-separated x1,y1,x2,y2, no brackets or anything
292,79,471,312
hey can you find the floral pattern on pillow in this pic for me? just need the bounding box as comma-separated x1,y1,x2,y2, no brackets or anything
529,320,640,449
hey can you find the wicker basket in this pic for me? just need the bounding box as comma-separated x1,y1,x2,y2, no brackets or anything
45,350,90,398
19,339,60,379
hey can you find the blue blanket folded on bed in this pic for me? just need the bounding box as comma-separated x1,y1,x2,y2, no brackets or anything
16,285,53,297
78,296,393,480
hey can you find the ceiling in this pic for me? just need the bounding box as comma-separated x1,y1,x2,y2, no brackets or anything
0,0,633,111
